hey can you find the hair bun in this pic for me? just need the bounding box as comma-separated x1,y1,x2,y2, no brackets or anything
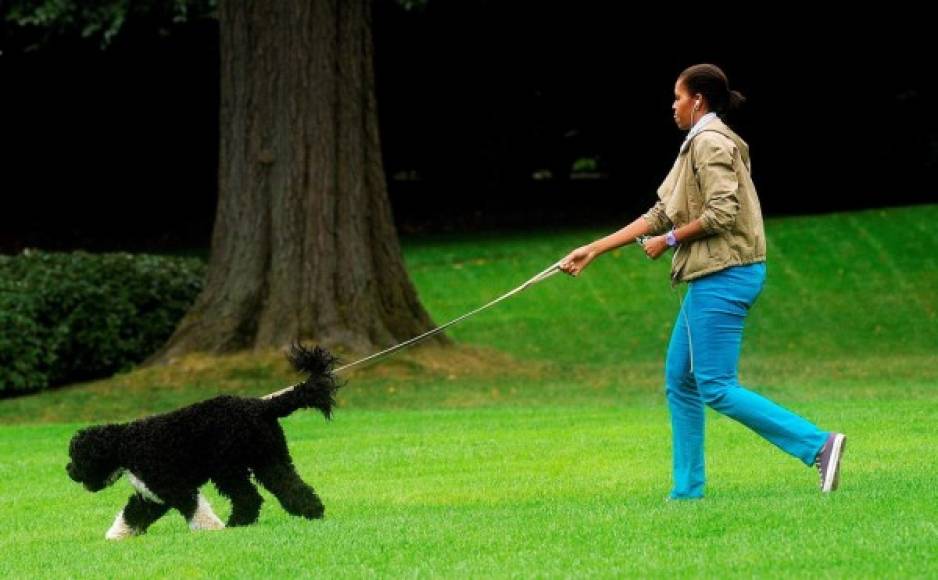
728,89,747,111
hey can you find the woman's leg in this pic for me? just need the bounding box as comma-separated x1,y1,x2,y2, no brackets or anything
687,262,829,466
665,295,706,499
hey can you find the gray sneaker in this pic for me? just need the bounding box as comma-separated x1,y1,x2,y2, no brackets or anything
815,433,847,492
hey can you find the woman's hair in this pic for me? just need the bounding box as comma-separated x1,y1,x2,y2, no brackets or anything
678,64,746,115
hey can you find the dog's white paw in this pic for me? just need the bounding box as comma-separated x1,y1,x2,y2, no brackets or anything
188,494,225,531
105,510,140,541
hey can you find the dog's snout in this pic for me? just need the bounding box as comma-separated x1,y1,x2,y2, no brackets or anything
66,461,80,483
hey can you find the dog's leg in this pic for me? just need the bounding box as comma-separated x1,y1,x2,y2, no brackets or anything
106,493,169,540
165,490,226,531
212,472,264,527
122,493,171,536
189,493,226,531
254,462,325,520
105,509,137,541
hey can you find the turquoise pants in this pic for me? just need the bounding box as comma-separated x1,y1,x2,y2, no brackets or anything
665,261,828,499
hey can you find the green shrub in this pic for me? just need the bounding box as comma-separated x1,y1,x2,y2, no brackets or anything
0,250,205,394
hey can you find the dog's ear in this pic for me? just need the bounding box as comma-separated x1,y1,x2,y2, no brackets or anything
69,424,118,458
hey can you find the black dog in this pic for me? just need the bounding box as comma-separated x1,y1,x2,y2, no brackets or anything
66,343,342,540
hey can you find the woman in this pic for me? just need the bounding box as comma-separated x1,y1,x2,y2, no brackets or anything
559,64,846,499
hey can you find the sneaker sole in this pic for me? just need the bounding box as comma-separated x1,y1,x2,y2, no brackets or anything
823,434,846,492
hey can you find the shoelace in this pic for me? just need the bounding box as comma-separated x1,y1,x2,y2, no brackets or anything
814,444,827,484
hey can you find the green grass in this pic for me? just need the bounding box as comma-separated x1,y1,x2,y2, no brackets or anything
1,204,937,577
2,405,937,577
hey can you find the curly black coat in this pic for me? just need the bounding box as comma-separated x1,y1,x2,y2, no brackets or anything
66,343,342,537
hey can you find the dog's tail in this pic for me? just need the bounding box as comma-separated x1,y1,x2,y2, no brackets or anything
263,342,342,419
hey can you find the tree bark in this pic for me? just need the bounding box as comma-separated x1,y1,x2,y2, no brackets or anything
146,0,447,363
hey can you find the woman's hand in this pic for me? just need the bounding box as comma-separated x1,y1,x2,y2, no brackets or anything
559,245,598,277
641,235,670,260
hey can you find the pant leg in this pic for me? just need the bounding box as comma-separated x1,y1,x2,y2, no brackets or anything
665,291,706,499
687,262,828,466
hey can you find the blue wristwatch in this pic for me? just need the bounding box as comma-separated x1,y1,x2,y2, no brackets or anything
665,229,679,247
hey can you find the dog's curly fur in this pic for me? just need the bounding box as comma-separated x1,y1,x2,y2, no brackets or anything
66,342,342,539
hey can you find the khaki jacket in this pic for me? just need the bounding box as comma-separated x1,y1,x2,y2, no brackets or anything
642,117,766,285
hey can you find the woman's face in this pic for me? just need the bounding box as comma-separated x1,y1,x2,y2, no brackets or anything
672,78,702,131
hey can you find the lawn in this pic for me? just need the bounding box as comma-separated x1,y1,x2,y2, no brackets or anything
1,204,936,577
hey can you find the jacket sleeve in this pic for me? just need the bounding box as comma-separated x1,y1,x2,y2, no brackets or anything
693,134,740,234
641,199,673,235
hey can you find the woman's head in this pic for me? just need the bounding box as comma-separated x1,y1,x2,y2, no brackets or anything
672,63,746,130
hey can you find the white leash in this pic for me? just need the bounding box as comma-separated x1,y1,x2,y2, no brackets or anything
262,259,564,399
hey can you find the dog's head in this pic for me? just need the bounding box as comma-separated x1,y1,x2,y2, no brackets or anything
66,424,124,492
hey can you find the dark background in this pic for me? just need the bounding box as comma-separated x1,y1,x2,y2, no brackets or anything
1,3,935,253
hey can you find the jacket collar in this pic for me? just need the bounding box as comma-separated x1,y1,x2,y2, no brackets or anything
679,116,751,170
679,112,719,154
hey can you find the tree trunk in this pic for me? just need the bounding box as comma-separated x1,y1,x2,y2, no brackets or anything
146,0,448,363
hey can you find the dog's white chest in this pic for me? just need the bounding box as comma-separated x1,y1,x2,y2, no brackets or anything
127,471,163,504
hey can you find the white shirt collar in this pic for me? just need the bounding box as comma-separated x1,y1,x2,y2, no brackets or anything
680,112,718,154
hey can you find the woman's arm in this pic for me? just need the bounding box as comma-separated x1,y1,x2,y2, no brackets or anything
590,215,654,256
643,135,739,260
640,217,708,259
559,215,653,276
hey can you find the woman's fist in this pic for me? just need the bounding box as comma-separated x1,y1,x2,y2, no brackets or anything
559,245,597,277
